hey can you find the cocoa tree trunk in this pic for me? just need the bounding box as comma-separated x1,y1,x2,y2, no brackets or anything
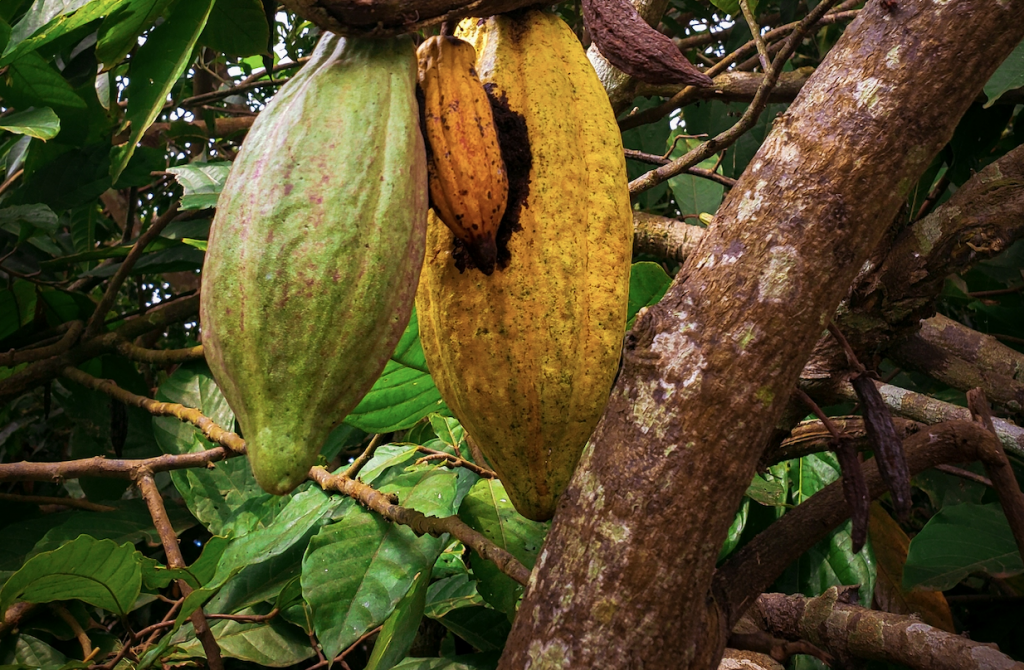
499,2,1024,668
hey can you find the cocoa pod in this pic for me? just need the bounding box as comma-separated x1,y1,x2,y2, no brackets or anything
417,35,508,275
201,34,427,495
416,11,634,521
852,373,912,519
583,0,713,86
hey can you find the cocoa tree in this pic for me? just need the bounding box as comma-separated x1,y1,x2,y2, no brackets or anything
0,1,1023,670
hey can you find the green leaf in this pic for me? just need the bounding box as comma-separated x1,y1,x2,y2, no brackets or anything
619,97,671,210
392,654,500,670
424,574,484,619
3,0,121,63
365,568,430,670
0,634,70,669
166,161,231,210
904,503,1023,591
457,479,547,617
1,52,86,111
110,0,215,181
27,499,194,558
707,0,757,19
626,261,672,330
170,610,315,667
0,535,142,615
152,362,272,537
0,107,59,140
0,280,37,343
984,39,1024,108
345,310,448,433
0,204,58,242
785,454,875,602
667,134,725,217
431,607,510,652
718,498,749,562
391,654,500,670
200,0,269,57
746,473,786,507
95,0,174,67
302,466,469,660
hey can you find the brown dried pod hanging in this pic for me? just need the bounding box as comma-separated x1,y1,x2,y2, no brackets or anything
833,436,869,553
852,374,912,520
582,0,713,86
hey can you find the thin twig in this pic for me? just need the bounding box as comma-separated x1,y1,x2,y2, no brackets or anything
114,339,204,364
84,203,180,340
934,464,993,488
628,0,844,195
827,321,868,374
0,168,24,197
304,625,383,670
414,446,497,479
179,77,290,108
137,471,223,670
0,321,84,368
61,367,245,453
623,149,737,188
310,467,532,585
344,434,384,479
0,492,116,512
53,604,93,660
738,0,771,73
967,389,1024,561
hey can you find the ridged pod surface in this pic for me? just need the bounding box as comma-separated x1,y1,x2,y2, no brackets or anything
417,35,508,275
201,34,427,495
416,11,634,521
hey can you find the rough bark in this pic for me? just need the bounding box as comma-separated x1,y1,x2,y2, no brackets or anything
499,3,1024,669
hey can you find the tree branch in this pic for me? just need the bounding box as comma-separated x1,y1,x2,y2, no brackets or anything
0,492,116,512
752,590,1024,669
137,471,223,670
309,467,531,585
627,0,843,195
714,420,1015,628
84,203,180,340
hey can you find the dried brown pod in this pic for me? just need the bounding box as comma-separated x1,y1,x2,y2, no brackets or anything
582,0,713,87
852,374,912,519
833,436,869,553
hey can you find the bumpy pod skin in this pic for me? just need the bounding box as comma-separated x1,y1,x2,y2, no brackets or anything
416,11,633,521
417,36,508,276
200,34,427,496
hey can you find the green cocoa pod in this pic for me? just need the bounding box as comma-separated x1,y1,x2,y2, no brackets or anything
200,34,427,495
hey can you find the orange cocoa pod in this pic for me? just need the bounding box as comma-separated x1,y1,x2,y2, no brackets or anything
417,35,508,275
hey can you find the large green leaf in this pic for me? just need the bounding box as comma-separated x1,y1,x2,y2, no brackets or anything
626,262,672,330
904,503,1023,591
782,453,876,602
95,0,173,67
0,535,141,615
667,134,725,218
166,161,231,210
27,499,194,558
1,52,86,111
391,654,500,670
0,107,59,140
3,0,122,63
458,479,547,617
345,309,448,433
431,606,510,652
170,610,314,667
0,279,35,343
423,574,484,619
984,39,1024,107
365,567,431,670
200,0,269,57
110,0,215,181
0,634,70,669
302,466,470,660
152,362,275,537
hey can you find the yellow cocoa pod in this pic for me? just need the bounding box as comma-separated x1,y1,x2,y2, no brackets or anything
417,35,508,275
416,11,633,521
